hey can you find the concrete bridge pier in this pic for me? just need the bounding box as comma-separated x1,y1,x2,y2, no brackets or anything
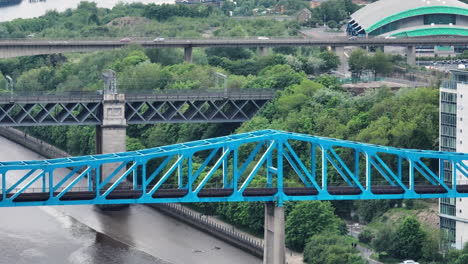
263,202,285,264
333,46,348,75
259,46,269,56
184,46,193,63
406,45,416,66
95,93,127,209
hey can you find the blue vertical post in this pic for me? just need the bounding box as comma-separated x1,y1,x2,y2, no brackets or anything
42,171,46,192
409,159,414,191
95,166,101,198
277,139,283,205
187,156,193,193
133,162,138,190
49,170,53,198
354,150,360,180
233,148,238,190
366,154,371,190
223,147,229,188
178,154,184,189
88,167,93,191
1,171,5,201
440,159,445,183
311,143,316,180
322,146,327,190
398,156,402,180
452,161,457,189
142,161,147,193
267,141,273,188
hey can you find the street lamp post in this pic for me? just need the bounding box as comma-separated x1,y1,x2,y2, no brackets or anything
5,75,13,100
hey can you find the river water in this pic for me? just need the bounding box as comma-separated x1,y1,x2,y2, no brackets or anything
0,0,175,22
0,136,261,264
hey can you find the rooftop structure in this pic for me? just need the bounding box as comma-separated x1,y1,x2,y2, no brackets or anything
348,0,468,37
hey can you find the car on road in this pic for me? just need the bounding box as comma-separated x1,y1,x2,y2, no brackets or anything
257,36,269,40
348,36,358,40
400,260,419,264
119,37,132,43
153,37,165,42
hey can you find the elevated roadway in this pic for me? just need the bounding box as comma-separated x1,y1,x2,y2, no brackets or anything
1,37,468,59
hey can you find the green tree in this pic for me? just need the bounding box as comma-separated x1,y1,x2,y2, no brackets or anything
348,49,368,79
318,51,340,72
304,232,365,264
393,217,426,260
286,201,343,251
367,51,393,79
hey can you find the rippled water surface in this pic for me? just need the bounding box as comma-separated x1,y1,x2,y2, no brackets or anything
0,0,175,22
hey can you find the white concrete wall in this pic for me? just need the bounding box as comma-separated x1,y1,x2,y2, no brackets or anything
456,83,468,249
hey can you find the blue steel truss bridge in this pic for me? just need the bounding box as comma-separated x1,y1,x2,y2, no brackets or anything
1,129,468,207
2,129,468,264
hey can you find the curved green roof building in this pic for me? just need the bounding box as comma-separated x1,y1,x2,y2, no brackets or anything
347,0,468,37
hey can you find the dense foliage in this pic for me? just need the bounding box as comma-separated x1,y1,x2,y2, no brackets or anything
0,2,448,263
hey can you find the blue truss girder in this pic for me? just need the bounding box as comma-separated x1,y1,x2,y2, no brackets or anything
2,129,468,207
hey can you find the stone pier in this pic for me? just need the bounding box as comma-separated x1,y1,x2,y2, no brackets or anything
263,202,285,264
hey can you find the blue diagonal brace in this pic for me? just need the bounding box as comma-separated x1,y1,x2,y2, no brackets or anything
283,151,312,188
102,163,138,198
100,162,128,187
284,141,320,189
9,171,46,201
415,160,451,191
368,157,398,187
53,166,83,192
146,156,172,186
7,169,37,193
412,161,437,185
56,166,92,199
329,148,364,189
238,142,263,177
239,141,275,193
373,155,407,189
194,148,231,194
148,156,184,196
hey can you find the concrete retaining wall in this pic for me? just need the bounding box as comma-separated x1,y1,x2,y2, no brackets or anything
0,127,69,159
150,203,264,258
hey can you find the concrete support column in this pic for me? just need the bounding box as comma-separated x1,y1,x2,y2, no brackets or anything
96,94,127,181
406,45,416,66
333,46,348,75
263,202,285,264
184,46,193,63
259,46,269,56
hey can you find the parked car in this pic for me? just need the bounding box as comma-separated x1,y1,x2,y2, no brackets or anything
119,37,132,43
153,37,165,42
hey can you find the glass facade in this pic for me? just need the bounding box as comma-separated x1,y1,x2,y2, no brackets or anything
441,217,457,245
424,14,456,25
440,89,457,245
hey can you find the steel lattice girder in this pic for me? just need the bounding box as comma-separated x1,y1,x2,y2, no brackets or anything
1,129,468,208
0,102,102,126
125,99,270,124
